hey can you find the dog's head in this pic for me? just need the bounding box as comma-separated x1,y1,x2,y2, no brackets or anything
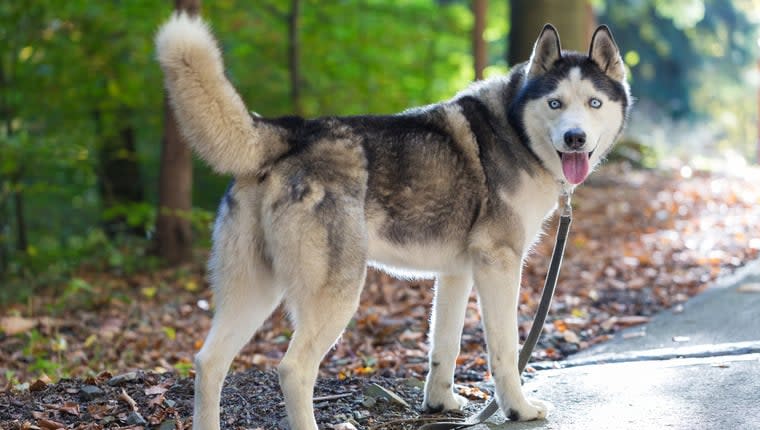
509,24,631,185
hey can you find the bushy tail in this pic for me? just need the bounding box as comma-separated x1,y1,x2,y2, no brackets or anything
155,13,287,176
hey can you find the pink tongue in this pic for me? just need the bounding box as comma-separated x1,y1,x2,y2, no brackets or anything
561,152,590,184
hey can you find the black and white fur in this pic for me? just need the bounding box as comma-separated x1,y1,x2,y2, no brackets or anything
156,14,630,430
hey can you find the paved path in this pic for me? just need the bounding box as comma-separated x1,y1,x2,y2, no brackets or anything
473,260,760,430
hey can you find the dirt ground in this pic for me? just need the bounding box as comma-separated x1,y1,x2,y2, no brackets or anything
2,163,760,429
0,368,494,429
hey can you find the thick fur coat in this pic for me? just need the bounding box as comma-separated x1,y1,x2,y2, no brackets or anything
156,14,631,430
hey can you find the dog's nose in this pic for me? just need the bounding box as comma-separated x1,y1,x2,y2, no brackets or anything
563,128,586,150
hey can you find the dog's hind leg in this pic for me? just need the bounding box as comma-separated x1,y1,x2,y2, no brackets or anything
193,213,282,430
279,279,363,429
423,274,472,412
272,197,367,430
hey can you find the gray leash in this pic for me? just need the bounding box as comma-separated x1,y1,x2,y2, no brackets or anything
419,193,573,430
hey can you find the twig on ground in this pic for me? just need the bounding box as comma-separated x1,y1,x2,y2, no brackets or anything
370,416,464,430
119,387,138,412
277,391,354,407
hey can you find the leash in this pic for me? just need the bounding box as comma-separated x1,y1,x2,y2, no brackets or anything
419,192,573,430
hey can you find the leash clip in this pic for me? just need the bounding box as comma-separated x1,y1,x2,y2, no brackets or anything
561,191,572,218
560,186,573,218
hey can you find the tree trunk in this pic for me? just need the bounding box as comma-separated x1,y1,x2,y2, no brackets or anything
472,0,488,80
508,0,591,66
156,98,193,264
175,0,200,16
155,0,200,265
288,0,302,115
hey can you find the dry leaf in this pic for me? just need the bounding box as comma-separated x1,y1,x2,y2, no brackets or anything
144,385,168,395
43,402,80,417
148,393,166,408
623,330,646,339
616,315,651,326
36,418,66,430
737,283,760,293
30,379,48,392
563,330,580,344
88,403,113,420
0,316,37,336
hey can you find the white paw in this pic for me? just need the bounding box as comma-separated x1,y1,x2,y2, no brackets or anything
423,389,468,413
507,397,551,421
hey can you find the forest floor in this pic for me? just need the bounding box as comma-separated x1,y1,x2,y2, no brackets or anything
2,162,760,429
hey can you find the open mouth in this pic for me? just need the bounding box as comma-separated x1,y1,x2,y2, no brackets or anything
556,150,593,185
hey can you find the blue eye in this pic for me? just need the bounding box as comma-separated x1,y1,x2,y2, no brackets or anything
589,98,602,108
548,99,562,109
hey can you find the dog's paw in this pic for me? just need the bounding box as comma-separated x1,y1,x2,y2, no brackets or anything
506,398,551,421
422,391,468,413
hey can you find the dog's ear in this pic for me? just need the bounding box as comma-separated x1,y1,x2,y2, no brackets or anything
588,25,625,81
527,24,562,79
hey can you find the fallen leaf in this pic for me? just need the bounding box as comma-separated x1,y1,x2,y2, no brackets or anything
600,316,618,331
37,418,66,430
88,403,114,419
563,330,580,344
83,334,98,348
30,377,49,392
43,402,80,417
148,393,166,408
0,316,37,335
616,316,651,326
458,385,490,400
145,385,168,395
623,330,646,339
737,283,760,293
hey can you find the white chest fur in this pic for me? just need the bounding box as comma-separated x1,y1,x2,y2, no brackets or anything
499,171,560,256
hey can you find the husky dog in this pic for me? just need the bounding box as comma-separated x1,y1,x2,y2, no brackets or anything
156,14,630,430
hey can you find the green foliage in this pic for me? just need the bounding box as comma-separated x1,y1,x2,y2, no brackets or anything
598,0,759,158
205,0,475,116
102,202,156,233
173,360,193,378
1,0,486,293
2,0,758,299
22,329,63,378
607,138,660,169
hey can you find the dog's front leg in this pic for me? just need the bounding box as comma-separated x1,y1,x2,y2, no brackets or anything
473,247,549,421
423,274,472,412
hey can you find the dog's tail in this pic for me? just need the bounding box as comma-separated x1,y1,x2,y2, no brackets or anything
155,13,287,176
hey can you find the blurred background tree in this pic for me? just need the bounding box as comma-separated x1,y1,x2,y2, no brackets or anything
154,0,200,266
508,0,595,64
1,0,758,299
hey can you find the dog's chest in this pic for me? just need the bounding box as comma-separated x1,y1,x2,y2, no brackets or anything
499,172,560,254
